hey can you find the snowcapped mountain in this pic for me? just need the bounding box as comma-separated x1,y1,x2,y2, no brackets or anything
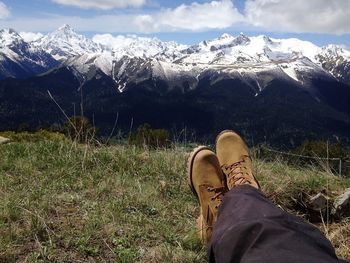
65,34,188,88
316,45,350,85
180,33,322,64
0,28,24,47
0,28,58,79
26,27,350,94
177,33,350,86
100,33,333,92
33,24,104,61
1,25,350,89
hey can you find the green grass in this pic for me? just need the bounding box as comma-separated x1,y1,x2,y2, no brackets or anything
0,133,349,262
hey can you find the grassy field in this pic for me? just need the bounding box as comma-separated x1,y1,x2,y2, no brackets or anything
0,132,350,262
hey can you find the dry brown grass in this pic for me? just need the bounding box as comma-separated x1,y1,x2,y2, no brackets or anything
324,219,350,259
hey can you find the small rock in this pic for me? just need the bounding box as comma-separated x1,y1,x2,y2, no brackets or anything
309,193,330,211
304,193,333,223
333,188,350,218
0,136,10,144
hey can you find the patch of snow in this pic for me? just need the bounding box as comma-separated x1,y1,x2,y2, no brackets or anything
280,64,299,82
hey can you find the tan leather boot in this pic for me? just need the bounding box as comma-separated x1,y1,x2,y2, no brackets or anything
187,146,226,244
215,130,260,190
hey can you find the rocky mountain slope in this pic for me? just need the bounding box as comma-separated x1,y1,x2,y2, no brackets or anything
0,29,58,79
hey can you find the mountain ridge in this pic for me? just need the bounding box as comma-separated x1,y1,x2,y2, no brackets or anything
1,25,350,146
1,25,350,86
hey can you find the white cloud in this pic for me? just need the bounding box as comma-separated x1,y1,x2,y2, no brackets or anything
0,1,10,19
4,0,350,36
2,0,243,33
92,34,133,48
19,32,44,42
1,15,142,33
138,0,244,32
245,0,350,34
52,0,145,10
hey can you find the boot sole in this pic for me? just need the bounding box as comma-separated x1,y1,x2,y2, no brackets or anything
187,145,212,199
196,211,206,244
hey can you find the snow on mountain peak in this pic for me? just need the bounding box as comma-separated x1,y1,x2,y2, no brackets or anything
190,33,252,54
58,24,74,32
33,24,104,61
28,26,348,71
219,33,232,39
1,28,17,35
176,33,329,82
320,44,350,58
1,25,350,86
234,33,250,44
47,24,79,41
0,28,25,47
268,37,321,61
92,34,187,61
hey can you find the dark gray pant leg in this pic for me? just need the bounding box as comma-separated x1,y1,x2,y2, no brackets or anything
209,185,345,263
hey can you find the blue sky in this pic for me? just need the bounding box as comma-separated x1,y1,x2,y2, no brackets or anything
1,0,350,47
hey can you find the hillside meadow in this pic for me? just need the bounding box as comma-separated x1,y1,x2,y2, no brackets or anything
0,131,349,262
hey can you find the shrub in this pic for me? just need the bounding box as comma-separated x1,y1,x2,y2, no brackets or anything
62,116,96,143
293,140,346,159
128,123,171,148
292,140,349,176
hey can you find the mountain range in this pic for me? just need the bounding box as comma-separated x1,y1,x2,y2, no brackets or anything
1,25,350,147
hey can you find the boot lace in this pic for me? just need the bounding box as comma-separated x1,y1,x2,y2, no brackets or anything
223,155,252,187
206,186,226,208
